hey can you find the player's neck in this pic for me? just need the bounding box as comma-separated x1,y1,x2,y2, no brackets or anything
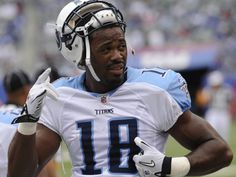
84,72,127,94
83,78,116,94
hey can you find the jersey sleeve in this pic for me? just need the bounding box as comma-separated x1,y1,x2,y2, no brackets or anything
137,83,183,132
167,71,191,112
39,76,82,136
155,91,183,132
38,96,63,135
138,67,191,112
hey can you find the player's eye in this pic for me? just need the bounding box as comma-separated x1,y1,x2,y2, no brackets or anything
100,46,111,54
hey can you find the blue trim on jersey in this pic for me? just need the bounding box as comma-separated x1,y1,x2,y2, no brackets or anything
52,73,120,97
52,67,191,111
126,67,191,112
0,108,21,125
53,75,84,90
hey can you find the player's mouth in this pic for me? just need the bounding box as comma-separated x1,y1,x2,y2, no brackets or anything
107,63,124,75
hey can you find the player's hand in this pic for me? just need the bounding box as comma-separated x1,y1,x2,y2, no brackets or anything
133,137,171,177
12,68,59,124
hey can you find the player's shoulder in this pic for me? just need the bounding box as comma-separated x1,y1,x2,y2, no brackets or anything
0,104,18,111
52,74,84,90
127,67,191,112
127,66,183,89
0,104,21,124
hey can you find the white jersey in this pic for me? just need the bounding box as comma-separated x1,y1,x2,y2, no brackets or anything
0,104,21,177
0,123,16,177
39,67,191,177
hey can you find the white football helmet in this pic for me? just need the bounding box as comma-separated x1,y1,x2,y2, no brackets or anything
55,0,126,81
208,70,224,86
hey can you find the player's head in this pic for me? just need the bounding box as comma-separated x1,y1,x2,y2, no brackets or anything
3,70,32,106
208,70,224,88
55,0,126,82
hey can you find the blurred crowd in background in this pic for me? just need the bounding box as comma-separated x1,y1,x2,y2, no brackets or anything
0,0,236,120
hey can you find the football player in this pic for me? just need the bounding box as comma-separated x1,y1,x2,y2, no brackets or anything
8,1,233,177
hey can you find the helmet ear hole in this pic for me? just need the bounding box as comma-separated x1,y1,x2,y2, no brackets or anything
60,35,84,67
66,44,72,50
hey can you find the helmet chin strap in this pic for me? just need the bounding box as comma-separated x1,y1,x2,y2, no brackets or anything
84,35,101,82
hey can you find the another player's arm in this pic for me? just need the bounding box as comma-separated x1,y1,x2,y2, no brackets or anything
8,124,61,177
168,110,233,176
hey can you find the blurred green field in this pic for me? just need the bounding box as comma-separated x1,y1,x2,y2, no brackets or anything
59,120,236,177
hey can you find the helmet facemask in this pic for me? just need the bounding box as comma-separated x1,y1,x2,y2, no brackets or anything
56,0,126,81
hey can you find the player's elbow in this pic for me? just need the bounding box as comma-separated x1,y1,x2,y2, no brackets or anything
219,141,233,167
224,147,233,167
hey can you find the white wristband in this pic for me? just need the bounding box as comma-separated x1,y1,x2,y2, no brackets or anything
171,157,190,177
18,123,37,135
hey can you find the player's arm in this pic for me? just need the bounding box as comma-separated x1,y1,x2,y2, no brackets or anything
8,124,61,177
7,68,60,177
133,111,233,177
168,110,233,176
36,124,61,176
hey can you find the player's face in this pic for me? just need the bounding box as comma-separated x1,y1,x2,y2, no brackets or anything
89,26,127,87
